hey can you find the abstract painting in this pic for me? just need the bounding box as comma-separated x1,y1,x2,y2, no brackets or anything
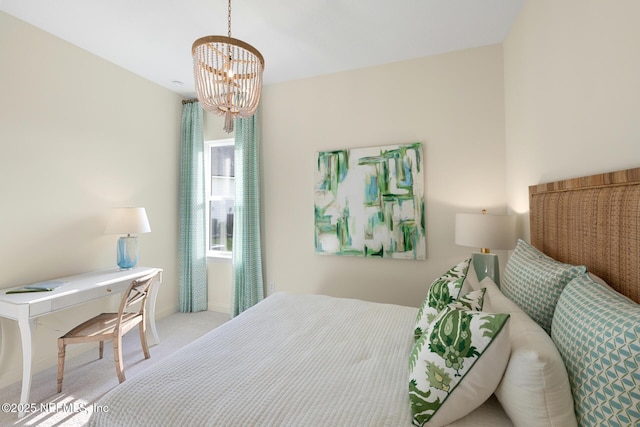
314,142,425,260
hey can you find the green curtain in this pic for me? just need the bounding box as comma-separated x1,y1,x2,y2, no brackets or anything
232,113,264,317
178,101,208,312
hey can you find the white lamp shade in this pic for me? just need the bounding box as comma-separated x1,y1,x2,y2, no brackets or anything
105,207,151,235
455,213,515,251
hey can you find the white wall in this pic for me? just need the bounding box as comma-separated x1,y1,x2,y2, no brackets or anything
0,12,182,387
504,0,640,236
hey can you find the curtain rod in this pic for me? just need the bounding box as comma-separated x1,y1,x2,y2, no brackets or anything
181,99,198,105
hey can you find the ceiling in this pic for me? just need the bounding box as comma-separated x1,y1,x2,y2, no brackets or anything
1,0,524,98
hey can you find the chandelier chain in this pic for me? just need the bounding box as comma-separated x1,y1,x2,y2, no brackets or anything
227,0,232,38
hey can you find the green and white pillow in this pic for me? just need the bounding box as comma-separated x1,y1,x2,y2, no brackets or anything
409,305,511,426
551,274,640,427
449,288,486,312
501,239,585,334
414,259,471,341
415,288,485,341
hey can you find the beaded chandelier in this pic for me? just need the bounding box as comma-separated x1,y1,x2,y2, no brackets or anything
192,0,264,133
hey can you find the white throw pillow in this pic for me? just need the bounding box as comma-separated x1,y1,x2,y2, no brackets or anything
477,277,577,427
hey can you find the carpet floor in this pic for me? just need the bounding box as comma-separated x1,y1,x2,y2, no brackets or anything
0,310,228,426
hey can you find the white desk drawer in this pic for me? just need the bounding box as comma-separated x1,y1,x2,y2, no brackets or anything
50,281,131,312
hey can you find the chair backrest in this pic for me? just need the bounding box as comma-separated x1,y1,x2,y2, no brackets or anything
115,270,159,330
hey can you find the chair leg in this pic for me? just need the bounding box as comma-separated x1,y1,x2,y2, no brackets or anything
139,322,150,359
57,339,65,393
114,335,126,383
99,341,104,359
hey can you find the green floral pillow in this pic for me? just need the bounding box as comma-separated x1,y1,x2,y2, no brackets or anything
414,259,471,341
414,288,486,341
409,306,511,426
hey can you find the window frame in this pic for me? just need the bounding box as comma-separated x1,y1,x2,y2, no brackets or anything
205,137,235,259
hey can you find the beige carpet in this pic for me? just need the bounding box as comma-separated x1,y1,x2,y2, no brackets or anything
0,310,229,426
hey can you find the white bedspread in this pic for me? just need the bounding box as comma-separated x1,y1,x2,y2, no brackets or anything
89,293,512,426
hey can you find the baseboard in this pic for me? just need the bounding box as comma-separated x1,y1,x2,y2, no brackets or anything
154,305,178,320
208,302,230,314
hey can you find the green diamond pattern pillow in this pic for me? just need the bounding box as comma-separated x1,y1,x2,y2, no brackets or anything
551,274,640,426
501,239,586,334
409,306,511,426
414,259,471,340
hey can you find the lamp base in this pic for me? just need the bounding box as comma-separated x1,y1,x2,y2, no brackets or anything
471,252,501,286
117,235,139,269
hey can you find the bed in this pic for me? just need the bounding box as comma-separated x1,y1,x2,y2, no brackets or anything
89,167,640,427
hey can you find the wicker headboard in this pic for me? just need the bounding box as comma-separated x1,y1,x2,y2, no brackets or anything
529,167,640,304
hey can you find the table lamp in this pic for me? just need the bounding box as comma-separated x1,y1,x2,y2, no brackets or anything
455,210,516,286
105,207,151,269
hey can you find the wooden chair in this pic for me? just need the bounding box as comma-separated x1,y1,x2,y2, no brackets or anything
57,270,159,393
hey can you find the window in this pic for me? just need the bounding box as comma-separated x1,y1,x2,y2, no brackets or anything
205,138,234,258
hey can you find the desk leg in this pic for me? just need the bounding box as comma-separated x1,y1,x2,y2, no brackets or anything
17,314,35,418
148,272,161,345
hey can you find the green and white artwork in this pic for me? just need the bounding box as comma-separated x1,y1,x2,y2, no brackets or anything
314,142,425,259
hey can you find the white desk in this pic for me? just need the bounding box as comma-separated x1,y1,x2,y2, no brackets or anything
0,266,163,417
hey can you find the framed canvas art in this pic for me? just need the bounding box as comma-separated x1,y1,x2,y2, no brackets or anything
314,142,425,260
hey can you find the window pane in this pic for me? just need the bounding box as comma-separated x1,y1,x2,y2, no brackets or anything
210,145,234,177
207,140,235,256
209,198,234,252
211,176,233,198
